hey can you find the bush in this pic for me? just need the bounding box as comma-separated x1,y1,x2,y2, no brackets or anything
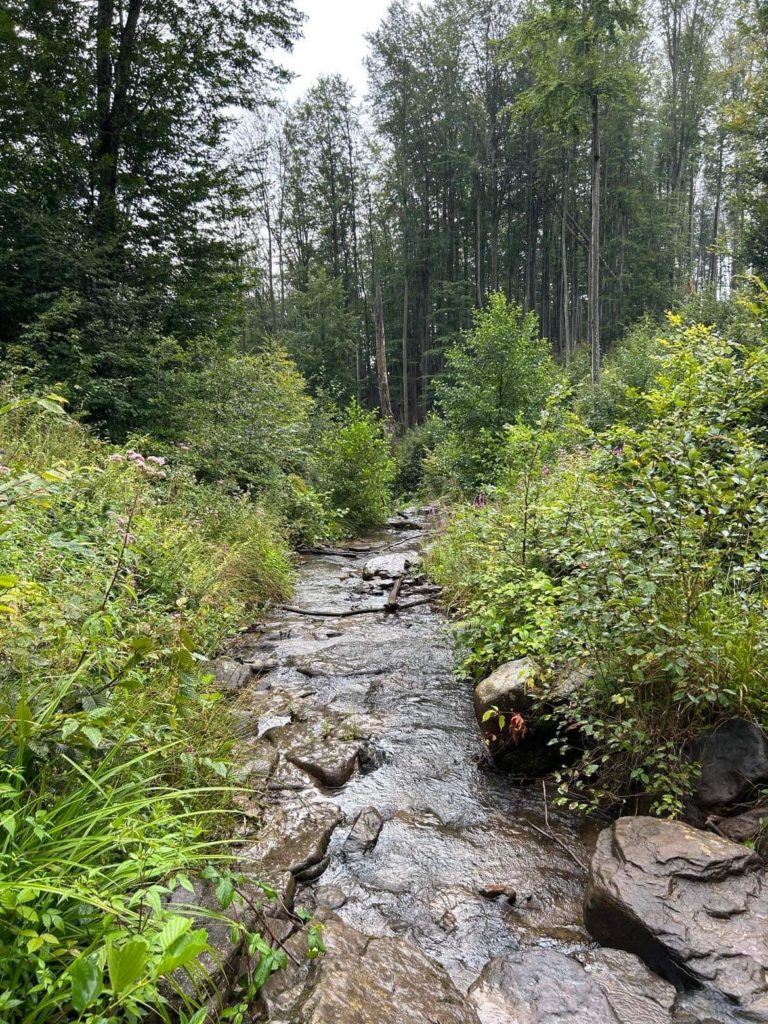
428,306,768,817
0,393,296,1020
183,347,314,490
393,415,444,497
430,293,559,491
315,401,395,535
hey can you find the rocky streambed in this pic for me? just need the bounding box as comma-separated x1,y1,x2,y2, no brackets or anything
202,513,768,1023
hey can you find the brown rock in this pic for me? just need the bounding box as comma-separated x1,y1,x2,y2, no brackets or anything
585,816,768,1016
260,912,479,1024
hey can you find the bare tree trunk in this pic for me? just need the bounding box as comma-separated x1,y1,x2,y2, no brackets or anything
401,276,409,430
94,0,142,238
560,154,572,363
589,90,601,386
709,132,724,288
375,282,395,428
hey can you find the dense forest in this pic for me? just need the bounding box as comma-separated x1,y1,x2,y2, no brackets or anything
2,0,768,1020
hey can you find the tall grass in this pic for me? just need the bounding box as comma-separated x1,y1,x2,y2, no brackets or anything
0,394,296,1020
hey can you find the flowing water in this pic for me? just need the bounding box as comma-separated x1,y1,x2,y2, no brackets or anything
247,516,597,993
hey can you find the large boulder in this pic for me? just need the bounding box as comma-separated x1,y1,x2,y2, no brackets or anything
584,816,768,1016
260,912,479,1024
692,719,768,810
467,948,675,1024
473,658,538,725
473,658,587,775
362,551,420,580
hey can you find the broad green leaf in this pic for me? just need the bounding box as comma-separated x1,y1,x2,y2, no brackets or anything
107,937,149,994
71,957,102,1013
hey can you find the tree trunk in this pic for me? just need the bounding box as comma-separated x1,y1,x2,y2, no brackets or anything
94,0,142,239
401,276,409,430
375,282,395,428
561,168,572,363
589,90,601,386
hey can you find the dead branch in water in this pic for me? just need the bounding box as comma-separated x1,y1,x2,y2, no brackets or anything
279,595,433,618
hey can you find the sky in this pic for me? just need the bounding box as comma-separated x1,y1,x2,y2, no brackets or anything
282,0,394,102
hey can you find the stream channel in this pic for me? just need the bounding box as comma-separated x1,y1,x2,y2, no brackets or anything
220,513,723,1023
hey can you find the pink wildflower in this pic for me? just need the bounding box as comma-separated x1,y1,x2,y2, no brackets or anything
0,466,10,475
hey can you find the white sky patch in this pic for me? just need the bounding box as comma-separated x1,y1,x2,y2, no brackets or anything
283,0,394,102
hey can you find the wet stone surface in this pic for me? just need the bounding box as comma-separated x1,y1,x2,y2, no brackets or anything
216,519,747,1023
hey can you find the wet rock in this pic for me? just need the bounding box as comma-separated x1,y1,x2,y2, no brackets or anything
479,883,517,904
692,719,768,810
473,658,538,724
260,912,479,1024
362,551,420,580
257,713,292,739
584,816,768,1015
239,799,342,908
234,737,279,782
212,657,252,693
468,950,621,1023
575,948,676,1024
708,805,768,845
287,738,360,788
314,884,347,910
343,807,384,856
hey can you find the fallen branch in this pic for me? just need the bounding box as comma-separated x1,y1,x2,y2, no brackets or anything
526,820,588,873
385,574,404,612
279,596,433,619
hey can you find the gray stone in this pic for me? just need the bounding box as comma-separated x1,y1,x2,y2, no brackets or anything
467,950,621,1023
693,719,768,809
473,658,538,725
343,806,384,855
708,805,768,845
362,551,420,580
576,948,676,1024
211,657,252,693
260,912,479,1024
585,816,768,1016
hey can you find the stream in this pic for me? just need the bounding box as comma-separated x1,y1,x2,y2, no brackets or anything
222,514,729,1023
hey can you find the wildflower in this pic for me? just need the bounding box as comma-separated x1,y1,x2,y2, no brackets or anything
146,455,167,466
118,531,136,546
0,466,10,475
612,446,624,458
474,492,487,509
109,453,124,464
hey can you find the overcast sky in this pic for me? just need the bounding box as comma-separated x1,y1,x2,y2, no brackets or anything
283,0,394,102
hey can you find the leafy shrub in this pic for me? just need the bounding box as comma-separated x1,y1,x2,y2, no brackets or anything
430,293,559,490
315,401,395,535
183,347,314,489
393,415,444,497
428,307,768,817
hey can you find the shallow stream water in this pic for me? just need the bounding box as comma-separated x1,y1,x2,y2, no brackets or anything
250,517,597,992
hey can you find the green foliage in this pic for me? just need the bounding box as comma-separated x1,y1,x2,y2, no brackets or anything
577,317,664,428
183,347,314,490
0,395,298,1019
316,402,395,535
283,270,359,402
429,302,768,816
431,294,559,490
392,416,445,498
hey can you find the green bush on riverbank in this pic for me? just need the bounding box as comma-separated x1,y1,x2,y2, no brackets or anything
426,288,768,817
